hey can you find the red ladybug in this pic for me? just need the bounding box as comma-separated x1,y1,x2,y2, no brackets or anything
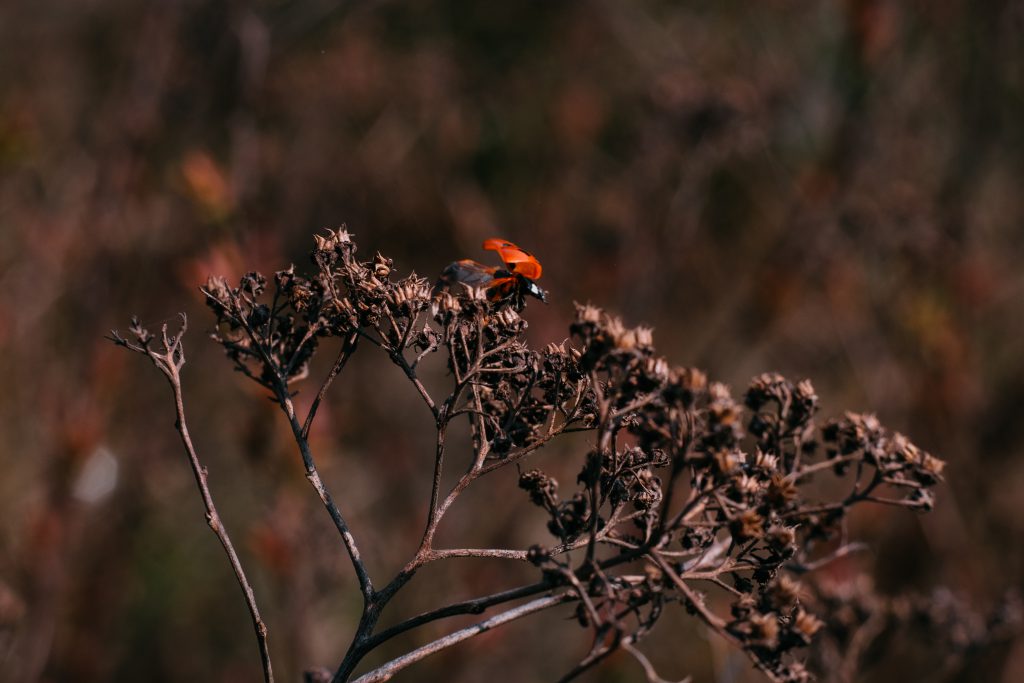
434,238,547,307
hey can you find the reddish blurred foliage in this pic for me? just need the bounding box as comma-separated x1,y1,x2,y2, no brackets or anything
2,1,1023,681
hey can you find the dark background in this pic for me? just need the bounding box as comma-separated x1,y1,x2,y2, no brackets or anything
1,1,1023,681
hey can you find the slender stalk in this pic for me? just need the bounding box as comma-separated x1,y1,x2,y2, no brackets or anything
360,580,553,653
114,318,274,683
557,633,622,683
650,553,784,683
351,594,574,683
222,295,374,603
278,389,374,603
172,378,276,683
171,374,275,683
421,419,448,544
391,350,437,419
785,453,859,483
303,331,358,439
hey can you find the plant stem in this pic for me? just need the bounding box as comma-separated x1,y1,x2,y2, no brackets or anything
351,594,574,683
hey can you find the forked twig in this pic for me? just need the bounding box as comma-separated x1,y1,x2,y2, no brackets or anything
110,315,274,683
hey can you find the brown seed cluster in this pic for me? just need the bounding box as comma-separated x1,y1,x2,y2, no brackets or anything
199,232,956,682
110,230,1003,683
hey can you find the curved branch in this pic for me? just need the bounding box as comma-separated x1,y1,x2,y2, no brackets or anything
279,390,374,603
303,331,359,439
112,317,275,683
351,593,574,683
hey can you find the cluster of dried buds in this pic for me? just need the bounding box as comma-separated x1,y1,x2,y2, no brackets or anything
139,229,999,682
515,305,956,680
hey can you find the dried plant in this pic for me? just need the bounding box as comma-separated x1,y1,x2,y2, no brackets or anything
110,230,1016,683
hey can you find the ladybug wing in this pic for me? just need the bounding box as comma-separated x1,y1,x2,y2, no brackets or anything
482,239,542,280
434,259,497,295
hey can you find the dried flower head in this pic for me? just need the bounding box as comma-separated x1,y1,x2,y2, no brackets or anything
110,230,976,683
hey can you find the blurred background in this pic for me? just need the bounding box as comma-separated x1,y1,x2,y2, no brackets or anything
1,1,1023,681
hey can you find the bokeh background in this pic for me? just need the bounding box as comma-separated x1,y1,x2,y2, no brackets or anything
2,1,1023,681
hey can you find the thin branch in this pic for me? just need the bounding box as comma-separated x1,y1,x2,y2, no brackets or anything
623,642,692,683
421,418,448,547
786,453,860,483
425,547,530,561
359,581,554,653
278,389,374,603
171,381,276,683
556,634,622,683
339,545,651,682
303,331,358,439
351,594,574,683
789,542,869,574
224,296,373,604
111,316,275,683
391,351,438,419
650,553,784,683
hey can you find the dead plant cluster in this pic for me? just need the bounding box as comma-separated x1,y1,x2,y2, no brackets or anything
111,230,1016,683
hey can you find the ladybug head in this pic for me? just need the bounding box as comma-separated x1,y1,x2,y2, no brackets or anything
520,277,547,304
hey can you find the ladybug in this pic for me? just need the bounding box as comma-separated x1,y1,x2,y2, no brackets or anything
434,238,547,307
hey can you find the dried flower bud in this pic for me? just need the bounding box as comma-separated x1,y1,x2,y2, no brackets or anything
680,526,715,550
766,473,798,509
730,509,765,542
630,468,662,510
604,316,629,348
373,252,392,278
664,366,707,406
204,275,232,307
749,611,779,645
824,412,882,455
708,383,740,426
731,474,762,499
389,277,430,310
714,449,744,475
495,307,523,331
767,575,803,610
274,265,296,288
240,271,267,296
765,525,797,554
790,607,823,644
889,432,921,464
634,326,654,348
777,662,811,683
312,228,356,268
730,610,779,647
791,378,818,423
753,448,779,473
732,594,757,618
619,329,641,350
545,341,567,356
643,356,670,382
431,291,462,319
919,453,945,483
746,372,789,411
289,280,316,312
519,469,558,507
577,303,603,324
